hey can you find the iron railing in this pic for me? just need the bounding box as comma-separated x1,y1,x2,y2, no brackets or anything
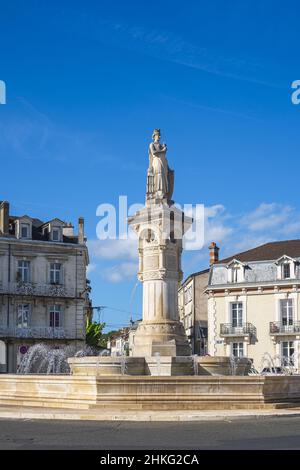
0,326,78,339
220,323,256,336
270,321,300,335
0,282,74,298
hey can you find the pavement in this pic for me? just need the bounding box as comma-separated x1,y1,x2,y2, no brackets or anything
2,414,300,449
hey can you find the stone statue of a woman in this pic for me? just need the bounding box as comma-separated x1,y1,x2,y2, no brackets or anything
147,129,174,202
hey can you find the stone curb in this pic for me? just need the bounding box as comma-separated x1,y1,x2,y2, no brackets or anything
1,407,300,422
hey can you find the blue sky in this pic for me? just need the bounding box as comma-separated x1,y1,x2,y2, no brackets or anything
0,0,300,330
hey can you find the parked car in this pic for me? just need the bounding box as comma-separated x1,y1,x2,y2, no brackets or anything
261,367,287,375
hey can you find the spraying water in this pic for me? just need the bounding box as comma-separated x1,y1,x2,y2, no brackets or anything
18,343,108,374
154,352,161,376
229,355,238,375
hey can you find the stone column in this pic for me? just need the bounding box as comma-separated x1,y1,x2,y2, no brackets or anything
128,204,192,357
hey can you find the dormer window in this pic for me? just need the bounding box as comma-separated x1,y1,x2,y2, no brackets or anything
283,263,291,279
232,266,239,283
276,255,295,280
41,219,64,242
227,259,246,283
52,227,61,242
15,217,32,240
21,224,30,239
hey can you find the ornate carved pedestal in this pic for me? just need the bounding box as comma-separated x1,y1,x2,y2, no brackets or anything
128,203,192,357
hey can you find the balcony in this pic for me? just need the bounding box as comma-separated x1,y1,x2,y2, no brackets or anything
2,282,75,298
0,326,77,340
270,321,300,336
220,323,256,338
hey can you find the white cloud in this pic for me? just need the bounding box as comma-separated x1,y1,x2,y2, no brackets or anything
86,263,97,275
88,202,300,283
229,235,273,254
281,221,300,236
204,222,233,245
103,262,138,283
88,237,138,261
242,203,293,231
205,204,226,218
185,201,300,273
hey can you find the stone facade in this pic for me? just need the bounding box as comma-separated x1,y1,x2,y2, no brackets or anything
178,270,209,355
0,200,90,372
207,240,300,372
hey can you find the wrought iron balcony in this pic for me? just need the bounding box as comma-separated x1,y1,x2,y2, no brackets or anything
2,282,75,298
0,326,78,339
220,323,256,337
270,321,300,335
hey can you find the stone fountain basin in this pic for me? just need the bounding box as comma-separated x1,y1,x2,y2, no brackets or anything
67,356,194,376
68,357,145,376
1,374,300,411
196,356,251,376
67,356,251,377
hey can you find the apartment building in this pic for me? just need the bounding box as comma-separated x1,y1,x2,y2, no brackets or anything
0,201,90,372
207,240,300,372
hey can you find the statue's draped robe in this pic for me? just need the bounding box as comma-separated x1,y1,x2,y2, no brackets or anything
149,143,169,198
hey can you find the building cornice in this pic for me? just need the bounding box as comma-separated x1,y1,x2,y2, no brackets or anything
0,236,84,249
206,279,300,292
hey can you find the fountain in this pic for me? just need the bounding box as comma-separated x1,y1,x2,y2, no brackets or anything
120,355,127,375
18,343,105,375
261,352,276,373
1,129,300,413
154,352,161,376
229,355,238,375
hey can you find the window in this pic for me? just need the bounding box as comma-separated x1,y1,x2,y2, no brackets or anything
184,285,193,304
231,267,239,283
232,342,244,358
231,302,243,327
52,228,61,242
21,224,30,239
17,260,30,283
281,341,294,365
276,257,295,280
280,299,293,326
50,263,61,284
283,263,291,279
49,305,61,328
227,261,245,283
17,304,30,328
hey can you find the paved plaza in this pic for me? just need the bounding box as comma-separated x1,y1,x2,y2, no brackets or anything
1,416,300,450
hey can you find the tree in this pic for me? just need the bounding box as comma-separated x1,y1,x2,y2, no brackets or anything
85,318,106,348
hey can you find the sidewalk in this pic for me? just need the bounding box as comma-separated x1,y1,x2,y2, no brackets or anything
1,405,300,421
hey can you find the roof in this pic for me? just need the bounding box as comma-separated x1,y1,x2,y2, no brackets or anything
4,215,79,244
41,218,65,227
217,240,300,264
180,268,210,289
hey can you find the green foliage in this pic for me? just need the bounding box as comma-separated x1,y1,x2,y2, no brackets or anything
85,318,106,348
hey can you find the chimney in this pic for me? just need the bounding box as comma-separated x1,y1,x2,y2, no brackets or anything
0,201,9,235
209,242,219,266
78,217,85,244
